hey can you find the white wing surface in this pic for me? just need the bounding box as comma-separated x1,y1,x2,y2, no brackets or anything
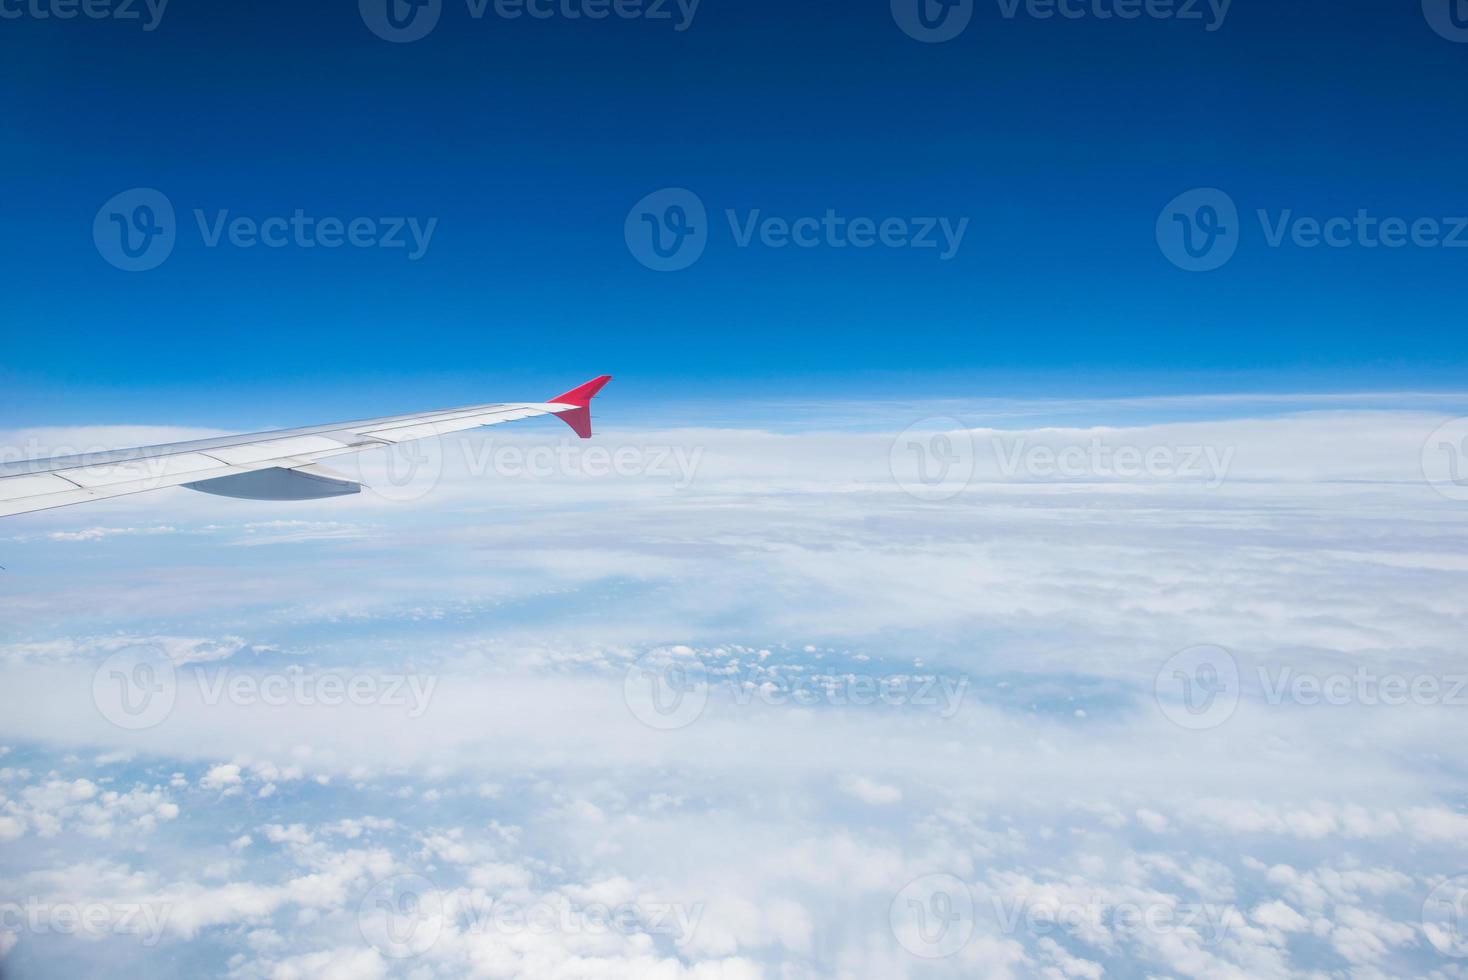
0,376,611,518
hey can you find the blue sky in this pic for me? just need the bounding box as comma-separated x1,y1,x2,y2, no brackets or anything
3,0,1467,429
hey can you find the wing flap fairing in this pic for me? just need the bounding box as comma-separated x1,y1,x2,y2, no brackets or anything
183,465,362,501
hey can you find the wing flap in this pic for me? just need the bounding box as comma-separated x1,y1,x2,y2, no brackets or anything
52,452,225,489
204,435,355,466
0,473,84,501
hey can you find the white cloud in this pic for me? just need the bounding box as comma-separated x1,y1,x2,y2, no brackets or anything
838,774,903,806
35,525,178,543
262,824,312,846
200,764,243,792
2,405,1467,977
1135,808,1168,833
0,815,23,842
1251,900,1309,933
244,946,388,980
1,777,178,841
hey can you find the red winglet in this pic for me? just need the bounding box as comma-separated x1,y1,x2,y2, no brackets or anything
548,375,612,439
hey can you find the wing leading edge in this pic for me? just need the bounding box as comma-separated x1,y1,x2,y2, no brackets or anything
0,376,612,519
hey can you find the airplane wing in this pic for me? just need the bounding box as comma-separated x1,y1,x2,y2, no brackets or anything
0,376,611,519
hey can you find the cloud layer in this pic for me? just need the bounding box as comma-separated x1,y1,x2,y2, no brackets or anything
2,401,1467,977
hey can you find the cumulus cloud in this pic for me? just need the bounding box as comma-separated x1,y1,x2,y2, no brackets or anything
0,776,177,841
839,775,903,806
200,764,243,793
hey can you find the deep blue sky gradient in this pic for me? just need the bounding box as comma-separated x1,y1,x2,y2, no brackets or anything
2,0,1465,427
